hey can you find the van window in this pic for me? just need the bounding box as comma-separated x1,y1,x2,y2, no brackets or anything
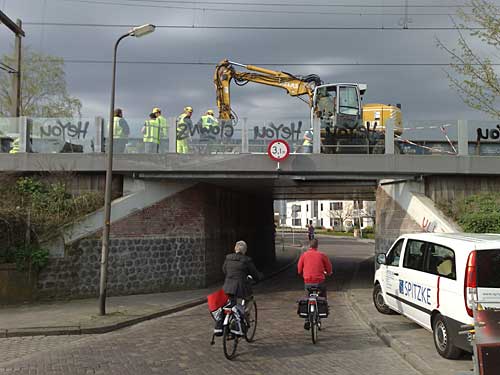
425,243,456,279
386,239,404,266
477,249,500,288
403,240,427,271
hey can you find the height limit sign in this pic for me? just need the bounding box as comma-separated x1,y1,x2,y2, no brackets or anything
267,139,290,170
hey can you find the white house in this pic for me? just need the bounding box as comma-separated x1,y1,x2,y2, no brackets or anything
283,200,375,230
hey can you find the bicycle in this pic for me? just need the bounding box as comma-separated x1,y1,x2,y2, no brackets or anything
298,286,329,344
210,277,258,360
217,296,258,360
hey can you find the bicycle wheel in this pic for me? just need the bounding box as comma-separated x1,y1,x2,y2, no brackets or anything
244,300,258,343
311,314,318,344
223,316,239,360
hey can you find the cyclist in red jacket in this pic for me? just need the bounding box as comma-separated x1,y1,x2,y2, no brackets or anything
298,239,332,330
297,239,332,299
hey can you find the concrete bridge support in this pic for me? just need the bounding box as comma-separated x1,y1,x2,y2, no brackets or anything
37,179,275,299
375,179,461,257
376,174,500,257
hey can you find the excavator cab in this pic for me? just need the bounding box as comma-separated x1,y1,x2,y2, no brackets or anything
312,83,364,132
312,83,366,153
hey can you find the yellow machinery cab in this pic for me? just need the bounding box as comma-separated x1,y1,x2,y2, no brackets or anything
362,103,403,135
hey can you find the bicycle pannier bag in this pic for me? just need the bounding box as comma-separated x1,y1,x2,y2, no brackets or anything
207,289,229,320
297,297,308,317
317,297,329,317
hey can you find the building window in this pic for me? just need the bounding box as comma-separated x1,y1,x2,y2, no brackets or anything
320,218,323,226
292,218,302,226
330,202,343,210
306,204,309,212
320,203,323,211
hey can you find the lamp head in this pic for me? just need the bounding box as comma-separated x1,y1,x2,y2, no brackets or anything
129,24,155,38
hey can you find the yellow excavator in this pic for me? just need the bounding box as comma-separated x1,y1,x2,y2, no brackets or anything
214,59,402,153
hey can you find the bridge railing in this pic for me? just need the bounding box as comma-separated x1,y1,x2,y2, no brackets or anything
1,116,500,156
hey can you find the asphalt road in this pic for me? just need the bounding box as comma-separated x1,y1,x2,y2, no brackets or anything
0,236,422,374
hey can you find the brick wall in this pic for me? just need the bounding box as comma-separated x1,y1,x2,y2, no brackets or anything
37,182,275,299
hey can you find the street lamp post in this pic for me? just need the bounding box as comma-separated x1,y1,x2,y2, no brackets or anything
99,24,155,316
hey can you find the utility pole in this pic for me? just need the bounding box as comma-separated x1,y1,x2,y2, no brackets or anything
0,11,25,116
12,19,22,117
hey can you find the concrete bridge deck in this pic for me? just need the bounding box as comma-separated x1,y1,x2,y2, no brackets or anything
1,153,498,177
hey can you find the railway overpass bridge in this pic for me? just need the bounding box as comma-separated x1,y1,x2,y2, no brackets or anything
1,152,499,301
1,152,497,199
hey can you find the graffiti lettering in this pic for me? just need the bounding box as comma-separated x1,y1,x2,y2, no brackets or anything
40,120,90,140
477,125,500,142
421,217,437,233
177,123,234,141
253,121,302,141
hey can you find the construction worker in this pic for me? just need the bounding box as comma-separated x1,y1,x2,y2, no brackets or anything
142,113,160,153
152,107,168,141
303,127,313,153
112,108,130,153
197,109,220,152
176,106,193,154
9,137,20,154
200,109,219,130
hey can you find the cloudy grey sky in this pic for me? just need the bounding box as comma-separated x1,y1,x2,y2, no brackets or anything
1,0,498,126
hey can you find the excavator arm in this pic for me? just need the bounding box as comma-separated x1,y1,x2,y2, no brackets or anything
214,59,322,121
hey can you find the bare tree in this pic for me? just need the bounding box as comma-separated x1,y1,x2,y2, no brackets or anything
0,47,81,117
329,204,353,232
437,0,500,118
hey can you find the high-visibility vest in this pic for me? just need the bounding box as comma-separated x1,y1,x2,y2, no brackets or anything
157,115,168,137
113,116,128,139
303,129,313,146
143,118,161,144
176,114,191,144
9,138,19,154
200,114,219,129
177,113,188,128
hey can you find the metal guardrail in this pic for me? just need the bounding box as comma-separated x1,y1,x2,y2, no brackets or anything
2,117,500,156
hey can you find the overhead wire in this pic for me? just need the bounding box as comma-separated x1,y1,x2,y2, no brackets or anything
55,60,500,66
53,0,481,8
44,0,485,16
0,61,16,73
52,0,494,16
22,23,488,30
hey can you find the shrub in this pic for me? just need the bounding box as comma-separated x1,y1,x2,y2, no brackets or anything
363,226,374,234
440,193,500,233
12,245,50,272
0,174,104,269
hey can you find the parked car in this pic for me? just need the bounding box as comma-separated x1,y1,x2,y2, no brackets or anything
373,233,500,359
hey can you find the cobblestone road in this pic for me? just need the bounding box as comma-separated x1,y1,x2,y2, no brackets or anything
0,238,420,374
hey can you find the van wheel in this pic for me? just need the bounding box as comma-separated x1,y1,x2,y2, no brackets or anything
432,314,463,359
373,284,393,314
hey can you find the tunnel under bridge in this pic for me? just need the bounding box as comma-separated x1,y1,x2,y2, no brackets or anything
2,152,500,300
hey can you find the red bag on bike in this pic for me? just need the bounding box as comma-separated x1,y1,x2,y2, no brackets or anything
207,288,229,312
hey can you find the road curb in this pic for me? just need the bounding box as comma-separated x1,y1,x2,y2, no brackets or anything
1,249,300,338
347,292,438,375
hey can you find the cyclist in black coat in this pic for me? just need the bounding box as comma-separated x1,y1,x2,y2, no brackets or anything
214,241,262,336
222,240,262,302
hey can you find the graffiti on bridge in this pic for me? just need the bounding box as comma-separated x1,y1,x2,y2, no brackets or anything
177,123,234,141
176,120,304,142
253,121,303,141
421,217,437,233
477,125,500,142
39,120,90,139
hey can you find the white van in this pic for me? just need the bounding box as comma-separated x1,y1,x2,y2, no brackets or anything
373,233,500,359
